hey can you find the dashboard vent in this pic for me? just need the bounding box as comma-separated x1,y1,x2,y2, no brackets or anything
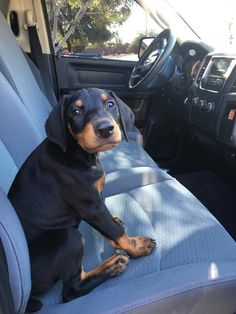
231,79,236,92
196,56,211,84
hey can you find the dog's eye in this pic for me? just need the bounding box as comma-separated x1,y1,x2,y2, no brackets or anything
71,108,81,116
105,101,115,109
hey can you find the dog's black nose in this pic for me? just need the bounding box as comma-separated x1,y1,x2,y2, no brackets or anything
95,121,114,138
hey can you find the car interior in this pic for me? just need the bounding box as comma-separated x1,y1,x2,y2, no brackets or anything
0,0,236,313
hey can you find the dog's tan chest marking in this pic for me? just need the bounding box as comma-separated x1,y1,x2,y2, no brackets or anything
95,175,105,193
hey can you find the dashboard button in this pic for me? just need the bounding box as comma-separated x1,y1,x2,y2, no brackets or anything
197,99,206,110
205,102,215,113
184,97,189,105
192,97,199,106
215,78,224,88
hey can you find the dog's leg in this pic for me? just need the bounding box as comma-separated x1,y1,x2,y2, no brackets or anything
62,254,129,302
80,203,155,258
60,227,129,302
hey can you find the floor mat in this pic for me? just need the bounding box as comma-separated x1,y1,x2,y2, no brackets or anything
176,170,236,240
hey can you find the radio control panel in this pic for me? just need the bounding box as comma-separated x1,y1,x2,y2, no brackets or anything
189,53,236,135
199,56,236,92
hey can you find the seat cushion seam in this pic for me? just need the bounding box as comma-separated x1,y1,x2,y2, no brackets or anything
105,176,173,197
128,177,173,192
105,165,158,176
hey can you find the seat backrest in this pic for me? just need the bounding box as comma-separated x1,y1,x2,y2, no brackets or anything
0,71,43,168
0,186,31,313
0,76,35,311
0,80,34,312
0,65,46,313
0,13,57,312
0,11,51,137
0,62,48,312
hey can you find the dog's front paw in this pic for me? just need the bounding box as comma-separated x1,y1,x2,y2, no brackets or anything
117,235,156,258
128,236,156,258
101,254,129,277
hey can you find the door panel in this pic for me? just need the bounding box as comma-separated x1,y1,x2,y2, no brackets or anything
55,57,136,93
68,61,131,90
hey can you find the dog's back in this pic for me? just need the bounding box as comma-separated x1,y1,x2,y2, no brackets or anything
8,138,102,243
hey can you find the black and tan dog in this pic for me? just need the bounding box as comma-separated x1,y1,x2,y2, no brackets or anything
8,88,155,311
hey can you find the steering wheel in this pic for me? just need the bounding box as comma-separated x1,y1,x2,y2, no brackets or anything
128,29,176,89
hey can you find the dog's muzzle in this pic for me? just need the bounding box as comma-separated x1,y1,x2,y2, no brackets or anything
94,120,114,139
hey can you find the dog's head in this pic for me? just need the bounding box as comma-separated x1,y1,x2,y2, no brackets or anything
45,88,135,153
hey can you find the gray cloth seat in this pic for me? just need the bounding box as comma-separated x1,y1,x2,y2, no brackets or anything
1,150,236,313
0,8,236,314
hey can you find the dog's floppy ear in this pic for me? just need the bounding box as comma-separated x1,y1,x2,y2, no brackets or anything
45,95,69,152
108,91,135,141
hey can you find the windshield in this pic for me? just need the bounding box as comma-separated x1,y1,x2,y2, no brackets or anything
166,0,236,50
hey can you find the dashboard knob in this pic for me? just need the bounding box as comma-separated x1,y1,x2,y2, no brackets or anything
184,97,189,105
205,102,215,113
197,99,206,110
192,97,199,106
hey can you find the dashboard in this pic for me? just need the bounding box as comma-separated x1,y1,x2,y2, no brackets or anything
168,42,236,164
189,52,236,162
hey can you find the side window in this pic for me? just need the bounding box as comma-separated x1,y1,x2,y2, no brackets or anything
46,1,161,61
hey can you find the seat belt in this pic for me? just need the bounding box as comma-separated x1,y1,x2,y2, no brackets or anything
26,10,57,107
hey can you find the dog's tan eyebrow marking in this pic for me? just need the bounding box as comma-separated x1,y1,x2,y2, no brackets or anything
101,93,108,101
75,99,84,108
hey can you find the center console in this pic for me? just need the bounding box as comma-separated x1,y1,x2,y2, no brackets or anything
188,52,236,161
